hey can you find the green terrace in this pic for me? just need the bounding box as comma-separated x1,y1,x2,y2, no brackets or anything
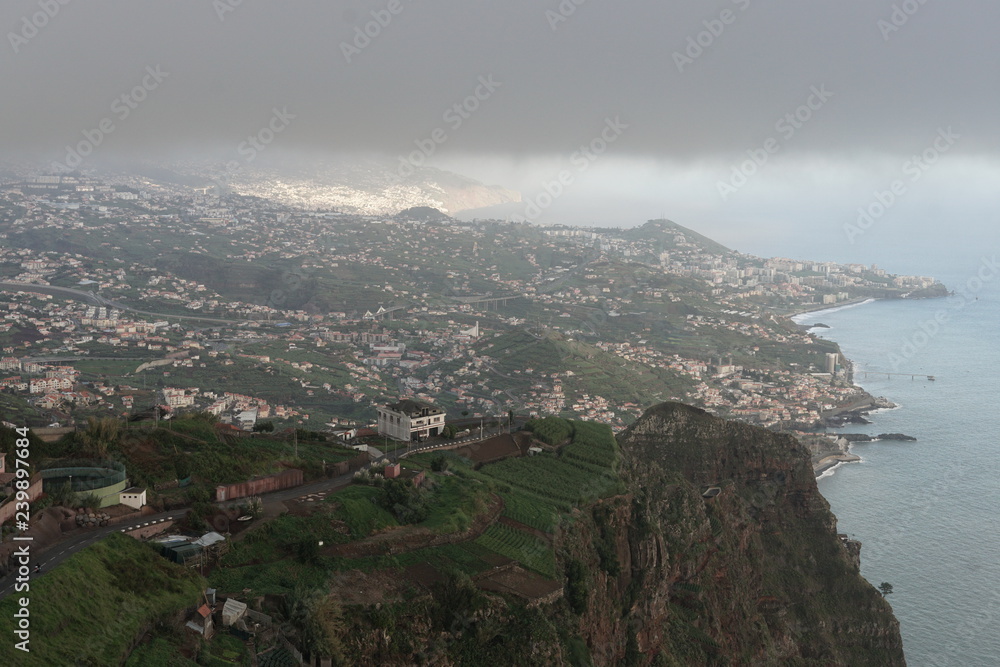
208,418,623,596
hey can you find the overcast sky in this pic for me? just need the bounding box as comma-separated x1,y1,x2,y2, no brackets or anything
2,0,997,272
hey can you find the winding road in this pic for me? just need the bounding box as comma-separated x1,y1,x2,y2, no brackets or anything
0,280,244,325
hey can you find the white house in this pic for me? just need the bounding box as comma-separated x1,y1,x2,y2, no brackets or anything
119,487,147,510
377,398,446,442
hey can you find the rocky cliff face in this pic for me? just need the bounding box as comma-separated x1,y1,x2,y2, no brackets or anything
563,401,906,666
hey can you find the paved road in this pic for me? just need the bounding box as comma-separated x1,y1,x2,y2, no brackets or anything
0,508,188,601
0,280,243,325
0,429,514,601
0,281,104,306
90,294,244,325
0,448,404,602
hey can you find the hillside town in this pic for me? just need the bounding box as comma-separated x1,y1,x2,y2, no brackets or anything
0,171,945,433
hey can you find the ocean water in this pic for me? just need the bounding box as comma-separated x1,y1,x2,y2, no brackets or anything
796,265,1000,666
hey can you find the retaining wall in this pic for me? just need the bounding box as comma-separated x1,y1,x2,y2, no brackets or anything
123,519,175,539
215,468,304,502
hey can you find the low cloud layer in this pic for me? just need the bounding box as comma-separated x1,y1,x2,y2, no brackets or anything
1,1,996,266
2,1,997,160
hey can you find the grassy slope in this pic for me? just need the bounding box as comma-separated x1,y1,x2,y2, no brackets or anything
480,330,690,409
0,533,205,667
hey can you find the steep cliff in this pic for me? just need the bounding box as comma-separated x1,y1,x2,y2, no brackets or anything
573,401,905,665
332,402,906,665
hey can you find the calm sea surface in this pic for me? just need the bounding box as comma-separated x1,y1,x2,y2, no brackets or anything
798,266,1000,667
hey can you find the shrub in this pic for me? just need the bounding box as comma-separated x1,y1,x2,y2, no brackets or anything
565,559,589,614
378,479,429,524
525,416,574,446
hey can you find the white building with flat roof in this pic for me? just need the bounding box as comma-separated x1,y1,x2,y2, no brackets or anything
377,398,445,442
119,487,146,510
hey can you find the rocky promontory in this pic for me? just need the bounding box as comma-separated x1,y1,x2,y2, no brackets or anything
610,402,906,665
822,396,897,427
841,433,917,442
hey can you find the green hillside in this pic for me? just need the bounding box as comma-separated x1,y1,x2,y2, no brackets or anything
478,330,692,411
0,533,205,667
617,219,733,255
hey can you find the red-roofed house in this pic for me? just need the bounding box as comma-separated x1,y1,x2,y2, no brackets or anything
186,603,214,637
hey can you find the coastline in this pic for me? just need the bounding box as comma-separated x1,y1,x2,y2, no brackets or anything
787,287,950,323
815,452,862,478
808,385,892,477
786,300,896,478
800,325,918,477
785,297,877,321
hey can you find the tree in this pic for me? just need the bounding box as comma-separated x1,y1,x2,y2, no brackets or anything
177,411,218,424
79,416,122,458
246,495,264,519
431,571,482,632
378,478,429,524
78,492,101,510
879,582,894,597
253,420,274,433
565,559,589,614
286,588,346,662
49,481,75,507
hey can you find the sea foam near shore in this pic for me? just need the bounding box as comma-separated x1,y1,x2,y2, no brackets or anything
790,298,876,324
816,457,860,480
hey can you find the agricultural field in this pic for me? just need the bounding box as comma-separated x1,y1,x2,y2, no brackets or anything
211,420,620,598
477,418,623,511
418,418,622,573
524,415,573,446
500,488,561,533
0,392,44,425
474,523,555,578
562,419,622,469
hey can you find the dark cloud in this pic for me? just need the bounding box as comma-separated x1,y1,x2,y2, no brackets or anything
3,0,997,265
2,0,998,161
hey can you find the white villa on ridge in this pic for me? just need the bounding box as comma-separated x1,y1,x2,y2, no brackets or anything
377,398,445,442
